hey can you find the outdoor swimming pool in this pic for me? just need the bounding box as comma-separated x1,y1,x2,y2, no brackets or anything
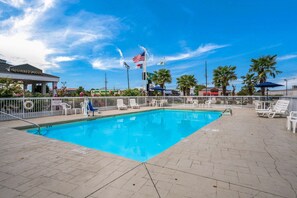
27,109,221,162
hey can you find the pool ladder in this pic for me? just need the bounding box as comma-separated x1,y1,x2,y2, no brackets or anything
0,111,41,135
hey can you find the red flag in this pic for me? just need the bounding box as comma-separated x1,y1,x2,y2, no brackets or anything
132,52,145,63
137,64,143,69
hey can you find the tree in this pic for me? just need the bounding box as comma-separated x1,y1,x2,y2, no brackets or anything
249,55,282,95
121,88,141,96
213,65,237,96
76,86,85,96
176,75,197,96
237,86,249,96
241,73,257,95
0,78,22,97
231,85,236,96
194,84,206,95
151,69,172,95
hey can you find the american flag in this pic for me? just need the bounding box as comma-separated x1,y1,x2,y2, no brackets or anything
137,63,143,69
132,52,145,63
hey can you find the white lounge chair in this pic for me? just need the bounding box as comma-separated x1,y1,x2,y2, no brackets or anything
150,99,157,106
257,100,290,118
117,99,128,110
159,99,168,107
129,99,140,109
192,100,198,106
205,100,212,108
186,97,193,104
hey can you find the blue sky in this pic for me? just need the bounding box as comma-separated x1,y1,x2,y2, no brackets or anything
0,0,297,91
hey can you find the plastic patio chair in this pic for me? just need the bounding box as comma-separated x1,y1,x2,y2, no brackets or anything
59,102,72,115
129,99,140,109
87,101,99,116
287,111,297,133
117,99,128,110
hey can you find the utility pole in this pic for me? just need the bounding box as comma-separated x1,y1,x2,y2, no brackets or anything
104,73,108,96
205,61,208,97
124,62,130,89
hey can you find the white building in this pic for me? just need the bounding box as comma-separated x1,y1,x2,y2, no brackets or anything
268,85,297,96
0,59,59,95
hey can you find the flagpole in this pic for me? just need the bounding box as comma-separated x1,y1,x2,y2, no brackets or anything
143,49,148,95
205,61,208,97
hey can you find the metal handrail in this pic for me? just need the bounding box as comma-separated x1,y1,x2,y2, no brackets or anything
0,111,41,135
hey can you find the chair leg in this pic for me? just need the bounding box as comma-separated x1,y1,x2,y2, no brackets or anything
293,121,297,133
287,118,291,130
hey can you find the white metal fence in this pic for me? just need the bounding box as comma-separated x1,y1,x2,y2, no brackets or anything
1,96,296,121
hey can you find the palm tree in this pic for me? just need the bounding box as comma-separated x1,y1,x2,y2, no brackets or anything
151,69,172,95
241,73,257,95
249,55,282,95
213,65,237,96
176,75,197,96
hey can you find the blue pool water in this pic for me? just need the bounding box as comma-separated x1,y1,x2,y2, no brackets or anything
28,109,221,162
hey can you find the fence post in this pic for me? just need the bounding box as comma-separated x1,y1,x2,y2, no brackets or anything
22,97,25,119
241,96,243,108
105,97,107,110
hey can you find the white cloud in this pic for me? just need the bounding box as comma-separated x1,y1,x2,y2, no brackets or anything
166,43,229,61
0,0,122,71
0,0,25,8
278,54,297,61
89,43,228,71
0,32,55,70
276,76,297,88
52,56,77,62
91,58,123,70
116,47,124,66
0,0,56,70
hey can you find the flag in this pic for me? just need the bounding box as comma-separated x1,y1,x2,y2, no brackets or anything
133,52,145,63
136,64,143,69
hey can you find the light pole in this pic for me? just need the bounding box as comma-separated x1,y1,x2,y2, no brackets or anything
205,61,208,97
124,62,130,89
284,79,288,96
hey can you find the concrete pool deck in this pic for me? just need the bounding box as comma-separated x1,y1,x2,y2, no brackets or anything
0,107,297,198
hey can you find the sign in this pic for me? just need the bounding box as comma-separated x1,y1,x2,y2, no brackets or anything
142,72,146,80
51,99,62,106
10,68,42,75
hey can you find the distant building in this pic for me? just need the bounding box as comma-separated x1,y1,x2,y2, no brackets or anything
268,85,297,96
198,87,231,96
91,89,121,96
0,59,59,95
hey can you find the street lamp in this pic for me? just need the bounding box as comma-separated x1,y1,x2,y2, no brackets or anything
123,62,130,89
284,79,288,96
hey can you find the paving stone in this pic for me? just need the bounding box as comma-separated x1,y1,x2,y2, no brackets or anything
238,173,260,186
1,175,31,189
38,177,78,195
217,188,240,198
0,186,21,198
31,189,53,198
1,108,297,198
0,171,13,182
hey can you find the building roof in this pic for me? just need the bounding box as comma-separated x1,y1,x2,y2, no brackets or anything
0,60,59,78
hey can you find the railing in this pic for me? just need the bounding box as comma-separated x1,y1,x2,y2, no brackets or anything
0,96,296,121
0,111,41,134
